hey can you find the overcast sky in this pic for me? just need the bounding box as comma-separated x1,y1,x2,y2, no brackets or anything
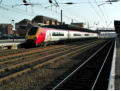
0,0,120,30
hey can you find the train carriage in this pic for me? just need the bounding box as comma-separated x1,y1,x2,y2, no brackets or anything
25,26,98,47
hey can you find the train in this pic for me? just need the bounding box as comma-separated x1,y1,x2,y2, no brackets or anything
24,26,98,47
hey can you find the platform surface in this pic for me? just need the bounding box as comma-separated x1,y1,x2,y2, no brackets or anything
0,39,25,49
0,42,21,46
0,39,25,43
115,38,120,90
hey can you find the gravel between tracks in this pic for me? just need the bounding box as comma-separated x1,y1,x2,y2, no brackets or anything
0,39,107,89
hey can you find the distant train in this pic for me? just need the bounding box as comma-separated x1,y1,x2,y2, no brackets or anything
25,26,98,47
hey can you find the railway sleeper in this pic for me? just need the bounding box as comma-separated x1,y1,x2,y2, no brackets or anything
0,40,107,84
50,39,114,90
0,43,93,72
0,40,104,74
0,41,103,76
0,39,99,61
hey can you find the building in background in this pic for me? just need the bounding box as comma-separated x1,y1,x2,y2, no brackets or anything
15,15,60,37
0,24,13,37
32,15,60,26
114,20,120,37
71,23,84,28
15,19,31,37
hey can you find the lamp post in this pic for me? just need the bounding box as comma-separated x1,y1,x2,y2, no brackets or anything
61,10,63,25
12,19,14,42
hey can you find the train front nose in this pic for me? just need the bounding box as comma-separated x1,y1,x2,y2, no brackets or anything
25,39,36,47
26,39,36,46
26,27,39,47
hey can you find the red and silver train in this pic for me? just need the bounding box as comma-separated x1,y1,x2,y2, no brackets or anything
25,26,98,47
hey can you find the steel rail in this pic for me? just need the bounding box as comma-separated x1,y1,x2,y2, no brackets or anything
0,45,65,60
0,44,77,65
0,40,93,59
0,40,101,72
0,40,103,83
52,39,112,90
91,40,114,90
0,39,101,66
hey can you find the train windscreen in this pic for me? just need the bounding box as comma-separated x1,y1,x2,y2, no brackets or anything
28,27,38,35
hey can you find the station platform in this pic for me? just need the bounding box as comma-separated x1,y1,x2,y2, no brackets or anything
115,38,120,90
0,39,25,43
0,42,23,49
0,39,25,49
108,38,120,90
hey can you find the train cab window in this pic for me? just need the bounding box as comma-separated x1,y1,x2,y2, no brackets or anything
28,27,38,35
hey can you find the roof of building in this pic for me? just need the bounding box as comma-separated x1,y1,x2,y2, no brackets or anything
0,24,13,28
16,19,31,25
32,15,58,22
0,24,12,25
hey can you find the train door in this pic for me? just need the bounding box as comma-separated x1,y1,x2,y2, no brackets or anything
46,30,51,42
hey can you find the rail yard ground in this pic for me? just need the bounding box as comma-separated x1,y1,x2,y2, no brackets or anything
0,38,119,90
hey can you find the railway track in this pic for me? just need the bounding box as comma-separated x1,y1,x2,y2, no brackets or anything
50,39,115,90
0,39,104,81
0,39,110,89
0,39,98,62
0,43,91,69
0,39,100,64
0,45,63,58
0,39,96,57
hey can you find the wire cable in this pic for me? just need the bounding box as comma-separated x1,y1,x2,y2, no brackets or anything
0,0,2,4
88,0,102,19
95,0,108,28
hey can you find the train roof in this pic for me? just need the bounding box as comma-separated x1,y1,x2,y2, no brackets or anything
41,25,98,33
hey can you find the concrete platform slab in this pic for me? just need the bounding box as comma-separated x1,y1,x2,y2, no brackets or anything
115,38,120,90
0,42,22,49
0,39,25,43
108,38,120,90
